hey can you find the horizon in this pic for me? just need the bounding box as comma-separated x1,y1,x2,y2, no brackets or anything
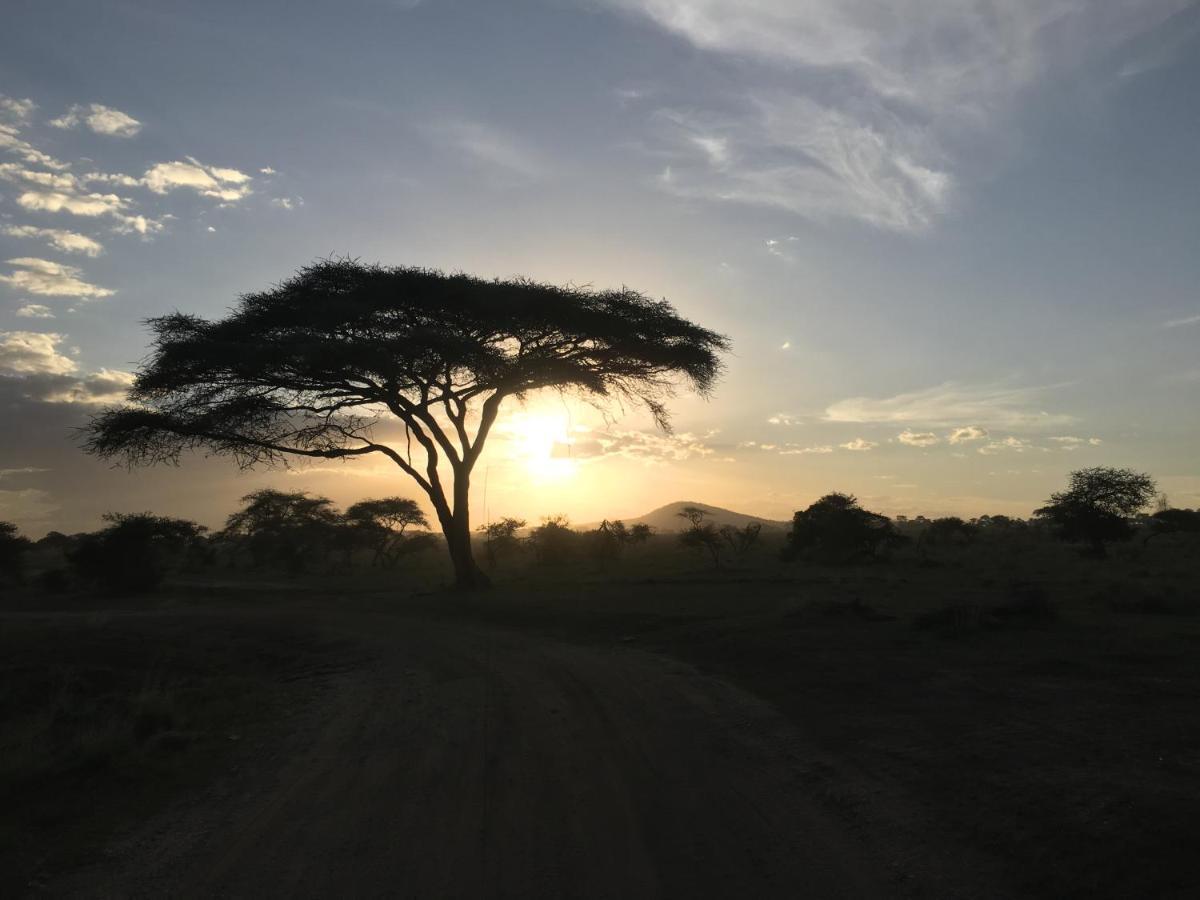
3,0,1199,538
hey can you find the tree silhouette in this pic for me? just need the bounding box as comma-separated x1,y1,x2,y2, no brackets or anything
0,522,32,583
478,517,526,569
783,493,900,563
221,489,340,572
83,259,728,589
69,513,206,594
1034,467,1156,557
344,497,429,568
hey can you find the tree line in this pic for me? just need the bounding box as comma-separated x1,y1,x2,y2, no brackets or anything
3,467,1195,596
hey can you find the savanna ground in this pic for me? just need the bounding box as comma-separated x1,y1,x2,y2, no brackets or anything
2,533,1198,898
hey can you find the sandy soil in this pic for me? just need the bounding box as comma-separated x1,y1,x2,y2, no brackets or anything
51,612,889,899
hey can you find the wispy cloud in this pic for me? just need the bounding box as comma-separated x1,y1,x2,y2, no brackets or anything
2,225,103,256
977,436,1033,455
1164,313,1200,328
604,0,1188,230
15,304,54,319
430,119,546,182
0,258,114,299
778,444,833,455
825,381,1075,429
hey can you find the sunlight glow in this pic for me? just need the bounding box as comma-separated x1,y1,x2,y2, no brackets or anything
503,411,580,483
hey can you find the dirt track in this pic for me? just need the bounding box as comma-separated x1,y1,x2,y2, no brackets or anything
60,613,887,899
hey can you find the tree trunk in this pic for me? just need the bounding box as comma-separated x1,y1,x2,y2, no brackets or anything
444,516,490,590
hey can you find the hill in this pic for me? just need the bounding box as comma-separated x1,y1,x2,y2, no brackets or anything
581,501,789,534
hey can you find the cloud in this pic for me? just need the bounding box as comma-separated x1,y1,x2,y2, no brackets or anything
431,119,546,181
0,331,77,375
143,158,253,202
652,99,953,231
16,188,131,219
767,412,800,425
1049,435,1103,451
0,95,35,124
948,425,989,444
48,103,142,137
271,196,303,210
39,367,136,404
604,0,1186,230
977,436,1032,455
1164,313,1200,328
0,258,114,298
1,225,103,256
840,438,877,451
779,340,791,350
571,427,716,464
825,381,1074,428
897,429,939,447
778,444,834,455
0,123,71,170
0,333,134,404
15,304,55,319
259,166,277,175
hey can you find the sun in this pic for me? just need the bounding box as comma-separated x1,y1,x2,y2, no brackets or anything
504,411,580,482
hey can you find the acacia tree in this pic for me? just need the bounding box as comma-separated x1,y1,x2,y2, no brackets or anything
1034,466,1156,557
344,497,429,568
83,259,728,589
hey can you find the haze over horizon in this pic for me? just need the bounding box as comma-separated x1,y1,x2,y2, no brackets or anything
2,0,1199,537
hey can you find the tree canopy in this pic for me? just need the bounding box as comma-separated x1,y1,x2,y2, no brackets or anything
83,259,729,588
783,493,901,563
1034,467,1156,556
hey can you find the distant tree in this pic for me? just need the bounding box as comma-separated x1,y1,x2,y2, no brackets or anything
221,489,340,572
478,517,526,570
628,523,654,545
344,497,430,568
35,530,74,551
921,516,978,548
783,493,900,563
676,505,709,528
1145,508,1200,544
68,513,206,594
0,522,32,583
719,522,762,561
591,519,632,567
1034,467,1156,557
680,521,724,568
82,260,729,589
529,515,577,565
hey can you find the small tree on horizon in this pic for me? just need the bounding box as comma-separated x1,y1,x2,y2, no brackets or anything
345,497,430,568
82,259,728,590
783,493,900,563
1034,467,1156,557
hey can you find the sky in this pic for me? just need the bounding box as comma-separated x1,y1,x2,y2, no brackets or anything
1,0,1199,537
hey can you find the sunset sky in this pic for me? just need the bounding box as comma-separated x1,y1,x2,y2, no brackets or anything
2,0,1199,536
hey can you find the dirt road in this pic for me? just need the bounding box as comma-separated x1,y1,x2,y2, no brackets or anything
61,612,888,899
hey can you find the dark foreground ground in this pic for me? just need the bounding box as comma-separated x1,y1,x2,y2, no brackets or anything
2,550,1198,898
